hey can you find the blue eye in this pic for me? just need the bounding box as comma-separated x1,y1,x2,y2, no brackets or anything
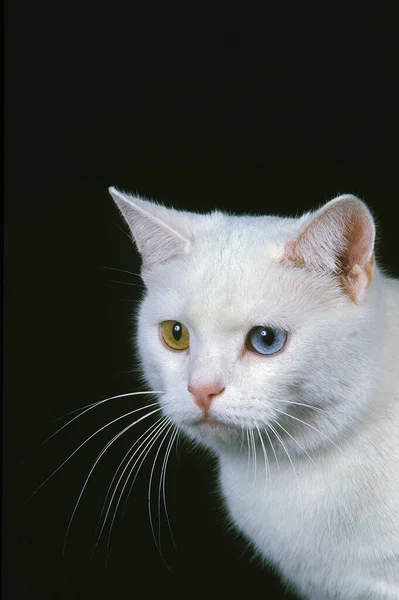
246,326,287,355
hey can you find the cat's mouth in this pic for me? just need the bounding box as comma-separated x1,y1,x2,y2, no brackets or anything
193,415,229,429
186,412,242,432
201,416,223,427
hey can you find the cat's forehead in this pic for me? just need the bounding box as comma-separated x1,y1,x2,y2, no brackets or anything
146,213,316,330
189,212,305,276
186,212,304,266
201,211,306,249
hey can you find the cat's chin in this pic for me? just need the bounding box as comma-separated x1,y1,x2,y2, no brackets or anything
180,416,244,448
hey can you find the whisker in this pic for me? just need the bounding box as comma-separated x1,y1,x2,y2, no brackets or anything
255,425,270,494
159,427,179,551
93,417,169,553
268,422,298,487
123,418,174,513
175,430,182,464
273,420,316,466
238,428,245,454
245,429,251,477
93,416,165,545
264,425,280,469
56,391,164,421
283,400,325,412
122,418,171,511
250,428,257,492
116,367,143,375
21,391,165,464
108,279,144,288
26,402,162,503
273,408,343,453
63,407,162,555
105,418,172,558
147,422,175,565
100,266,142,279
231,427,245,446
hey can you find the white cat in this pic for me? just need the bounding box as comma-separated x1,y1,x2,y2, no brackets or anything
109,187,399,600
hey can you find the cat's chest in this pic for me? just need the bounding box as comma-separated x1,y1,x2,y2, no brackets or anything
217,451,399,598
217,453,368,566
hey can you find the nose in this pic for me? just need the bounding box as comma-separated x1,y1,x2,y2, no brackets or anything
187,383,225,415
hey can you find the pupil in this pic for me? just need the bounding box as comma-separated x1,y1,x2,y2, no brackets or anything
172,323,182,341
259,327,274,346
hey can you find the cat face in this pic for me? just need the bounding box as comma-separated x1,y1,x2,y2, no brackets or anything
110,189,380,457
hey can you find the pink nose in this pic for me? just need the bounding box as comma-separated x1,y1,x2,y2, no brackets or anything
188,383,225,415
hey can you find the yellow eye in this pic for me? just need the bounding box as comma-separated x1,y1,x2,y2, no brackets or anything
160,321,190,351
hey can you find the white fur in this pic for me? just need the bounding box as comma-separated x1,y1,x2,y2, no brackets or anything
110,188,399,600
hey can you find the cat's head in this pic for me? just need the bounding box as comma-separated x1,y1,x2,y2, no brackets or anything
110,188,381,456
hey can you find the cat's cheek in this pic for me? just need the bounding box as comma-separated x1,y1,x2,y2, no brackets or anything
136,327,185,391
138,346,169,392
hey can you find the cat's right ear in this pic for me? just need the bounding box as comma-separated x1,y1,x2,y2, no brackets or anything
109,187,193,271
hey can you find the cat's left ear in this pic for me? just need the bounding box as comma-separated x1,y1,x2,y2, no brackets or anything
109,187,193,271
282,195,375,304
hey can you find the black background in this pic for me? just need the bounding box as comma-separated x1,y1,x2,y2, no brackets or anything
4,5,399,600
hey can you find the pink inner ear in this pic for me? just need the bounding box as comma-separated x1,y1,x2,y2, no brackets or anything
345,212,374,271
282,196,375,304
342,211,375,303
